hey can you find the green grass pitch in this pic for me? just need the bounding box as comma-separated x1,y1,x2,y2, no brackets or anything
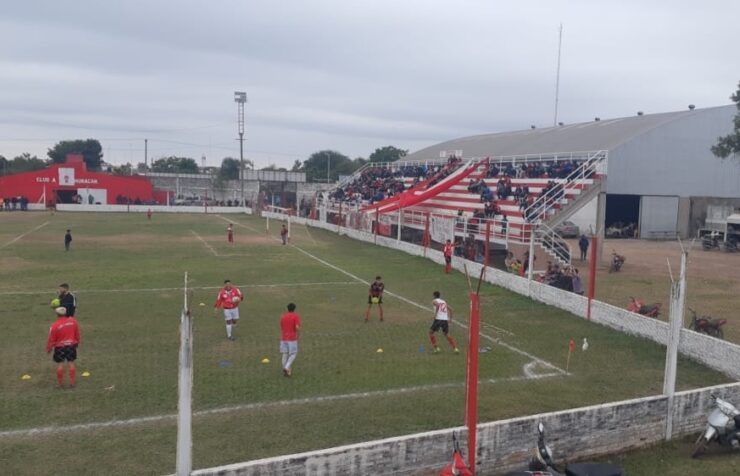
0,211,730,475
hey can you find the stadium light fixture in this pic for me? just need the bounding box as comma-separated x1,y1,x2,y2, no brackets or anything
234,91,247,206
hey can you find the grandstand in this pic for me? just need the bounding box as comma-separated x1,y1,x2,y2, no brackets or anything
324,105,739,267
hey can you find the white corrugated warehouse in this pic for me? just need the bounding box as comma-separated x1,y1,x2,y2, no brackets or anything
405,105,740,238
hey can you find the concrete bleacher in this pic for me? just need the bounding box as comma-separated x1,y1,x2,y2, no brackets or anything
330,155,604,266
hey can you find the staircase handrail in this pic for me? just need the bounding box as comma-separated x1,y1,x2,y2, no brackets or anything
523,150,607,224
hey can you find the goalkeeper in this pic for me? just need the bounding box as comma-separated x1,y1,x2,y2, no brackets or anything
364,276,385,322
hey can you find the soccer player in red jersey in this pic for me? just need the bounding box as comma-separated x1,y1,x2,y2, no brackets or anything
364,276,385,322
429,291,459,353
46,306,81,388
443,239,454,273
214,279,243,340
226,224,234,244
280,303,301,377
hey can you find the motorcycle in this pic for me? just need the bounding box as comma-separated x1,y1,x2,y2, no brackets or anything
692,394,740,458
702,233,721,251
505,423,623,476
724,238,738,253
627,298,660,318
608,251,625,273
688,307,726,339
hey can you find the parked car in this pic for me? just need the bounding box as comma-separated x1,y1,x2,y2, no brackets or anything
555,220,579,238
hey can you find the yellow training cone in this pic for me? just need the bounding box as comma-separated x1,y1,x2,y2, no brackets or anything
82,371,91,377
261,358,270,364
21,374,31,380
376,348,384,353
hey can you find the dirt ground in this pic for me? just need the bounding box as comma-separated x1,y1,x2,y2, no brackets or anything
566,238,740,343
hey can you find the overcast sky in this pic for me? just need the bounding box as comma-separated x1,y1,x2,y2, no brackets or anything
1,0,738,169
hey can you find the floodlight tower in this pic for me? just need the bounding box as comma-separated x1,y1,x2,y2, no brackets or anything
234,91,247,206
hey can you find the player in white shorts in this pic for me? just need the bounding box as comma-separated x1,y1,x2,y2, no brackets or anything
429,291,459,353
214,279,244,340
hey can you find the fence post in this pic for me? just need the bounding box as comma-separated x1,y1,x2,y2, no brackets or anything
664,249,688,440
176,273,193,476
484,221,491,271
423,212,431,256
397,209,402,241
587,234,598,321
374,209,379,245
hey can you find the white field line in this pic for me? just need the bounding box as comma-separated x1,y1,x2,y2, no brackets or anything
190,230,218,256
287,241,568,376
0,282,360,296
0,221,50,249
223,215,566,375
0,372,562,439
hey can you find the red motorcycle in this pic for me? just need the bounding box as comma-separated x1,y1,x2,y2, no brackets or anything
627,297,661,318
688,307,726,339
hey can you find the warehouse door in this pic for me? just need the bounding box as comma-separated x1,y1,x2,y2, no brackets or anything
639,196,679,239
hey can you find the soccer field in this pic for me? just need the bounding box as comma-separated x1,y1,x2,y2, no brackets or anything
0,211,730,475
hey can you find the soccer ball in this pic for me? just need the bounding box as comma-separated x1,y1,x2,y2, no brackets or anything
50,298,61,308
231,296,241,303
371,297,380,304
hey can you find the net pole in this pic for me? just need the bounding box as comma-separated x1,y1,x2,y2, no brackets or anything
465,290,481,473
287,214,291,243
587,234,598,321
176,272,193,476
423,212,430,256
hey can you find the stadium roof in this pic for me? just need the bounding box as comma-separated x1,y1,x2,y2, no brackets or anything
406,105,735,160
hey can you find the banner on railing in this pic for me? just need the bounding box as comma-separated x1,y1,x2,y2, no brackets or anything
430,215,455,244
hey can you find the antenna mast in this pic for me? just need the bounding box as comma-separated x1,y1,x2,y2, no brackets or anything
553,23,563,126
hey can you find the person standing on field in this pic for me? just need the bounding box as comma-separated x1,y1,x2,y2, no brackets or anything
280,302,301,377
57,283,77,317
64,229,72,251
226,224,234,244
147,209,152,221
47,306,80,388
280,224,289,245
429,291,458,353
214,279,243,340
443,239,453,273
364,276,385,322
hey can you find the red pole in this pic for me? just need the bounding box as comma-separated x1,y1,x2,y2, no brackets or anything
465,292,480,473
587,234,598,321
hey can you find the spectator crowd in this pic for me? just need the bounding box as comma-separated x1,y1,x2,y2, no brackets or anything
0,196,30,211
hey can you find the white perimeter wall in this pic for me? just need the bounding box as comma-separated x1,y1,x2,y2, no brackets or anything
55,204,252,214
188,211,740,475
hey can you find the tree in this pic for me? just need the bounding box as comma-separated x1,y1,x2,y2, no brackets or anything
47,139,104,170
261,164,287,171
150,156,200,174
290,159,303,172
109,163,133,176
712,81,740,159
219,157,241,180
368,145,408,163
0,153,48,175
299,150,359,182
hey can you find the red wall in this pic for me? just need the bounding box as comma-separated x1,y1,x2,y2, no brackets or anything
0,156,157,205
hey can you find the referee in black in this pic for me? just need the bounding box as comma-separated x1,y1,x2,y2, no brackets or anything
58,283,77,317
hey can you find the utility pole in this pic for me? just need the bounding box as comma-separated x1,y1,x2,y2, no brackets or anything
144,138,148,168
234,91,247,206
553,23,563,127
